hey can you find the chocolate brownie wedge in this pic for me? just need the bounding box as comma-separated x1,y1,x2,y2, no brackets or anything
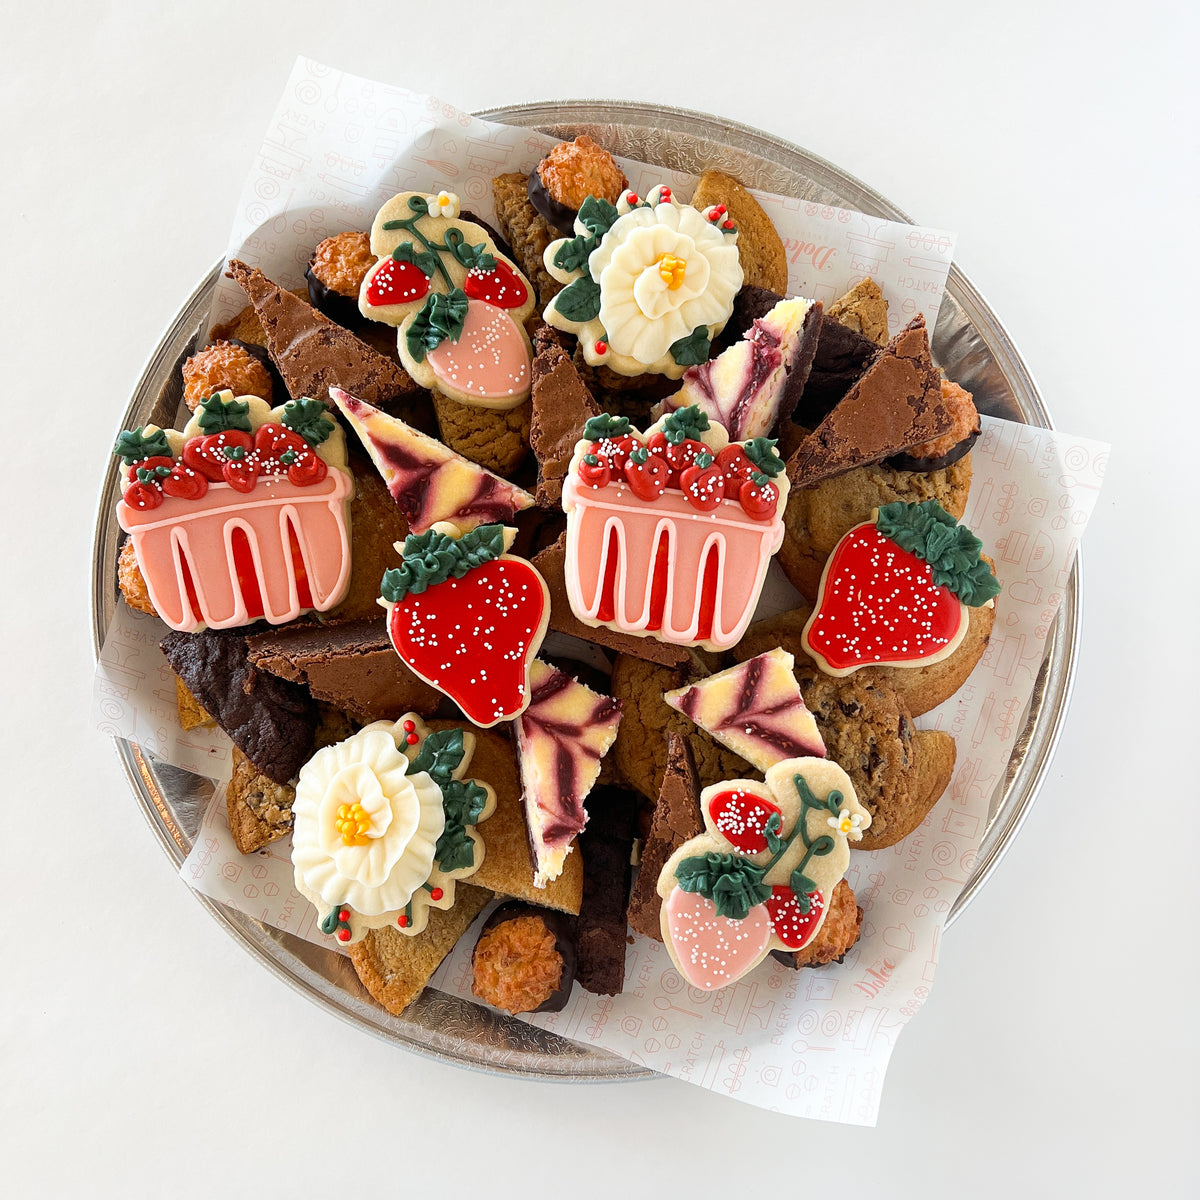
787,315,952,488
627,734,703,941
245,618,439,724
227,259,415,408
575,786,638,995
160,630,318,785
530,325,600,507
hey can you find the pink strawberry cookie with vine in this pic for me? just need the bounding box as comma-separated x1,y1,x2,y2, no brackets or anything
358,191,537,410
379,523,550,729
802,500,1001,677
656,758,870,991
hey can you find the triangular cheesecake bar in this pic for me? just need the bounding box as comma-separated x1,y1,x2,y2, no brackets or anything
515,659,623,886
331,387,534,533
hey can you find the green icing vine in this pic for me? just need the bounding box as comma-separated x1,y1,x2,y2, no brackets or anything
196,393,252,435
281,397,334,446
582,413,632,440
406,289,469,362
743,437,785,477
875,500,1001,607
319,906,352,940
668,326,711,367
113,427,172,466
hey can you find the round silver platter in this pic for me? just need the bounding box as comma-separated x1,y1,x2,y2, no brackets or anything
91,101,1080,1082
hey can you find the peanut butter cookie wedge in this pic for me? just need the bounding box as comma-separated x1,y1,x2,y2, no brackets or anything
690,169,789,294
348,884,492,1016
827,278,889,345
493,172,562,310
430,387,531,476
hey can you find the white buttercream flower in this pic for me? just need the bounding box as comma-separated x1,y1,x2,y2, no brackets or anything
292,724,445,917
589,202,741,365
827,809,865,841
424,190,460,219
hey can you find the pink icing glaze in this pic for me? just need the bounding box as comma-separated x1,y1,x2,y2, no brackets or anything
663,888,772,990
562,474,785,651
117,471,353,632
425,298,530,401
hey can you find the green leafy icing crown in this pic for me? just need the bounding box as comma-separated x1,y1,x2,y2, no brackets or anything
408,728,490,873
379,523,505,604
875,500,1001,607
406,289,469,363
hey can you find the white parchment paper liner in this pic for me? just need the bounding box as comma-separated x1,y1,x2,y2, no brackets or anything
94,59,1110,1123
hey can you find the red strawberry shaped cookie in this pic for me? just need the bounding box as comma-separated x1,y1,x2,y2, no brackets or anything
114,391,353,632
380,524,550,728
358,191,536,410
803,500,1001,677
657,759,870,991
561,406,790,652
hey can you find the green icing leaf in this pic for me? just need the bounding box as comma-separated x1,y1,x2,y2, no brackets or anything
435,820,476,873
577,194,619,239
281,398,334,446
411,727,465,783
318,909,341,935
392,241,441,277
582,414,632,440
743,437,785,477
675,852,770,921
113,427,172,466
441,778,488,827
450,524,505,576
552,233,597,274
875,500,1000,606
668,325,711,367
196,393,253,434
788,873,817,913
662,404,711,443
552,276,602,324
406,289,469,363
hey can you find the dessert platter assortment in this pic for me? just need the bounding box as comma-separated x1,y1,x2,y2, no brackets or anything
94,100,1081,1084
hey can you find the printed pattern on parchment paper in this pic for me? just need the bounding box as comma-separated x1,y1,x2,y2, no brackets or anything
93,602,232,782
206,57,956,342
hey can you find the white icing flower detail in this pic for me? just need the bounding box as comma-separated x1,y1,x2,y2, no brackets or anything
827,809,865,841
292,724,445,917
589,203,739,365
425,191,460,219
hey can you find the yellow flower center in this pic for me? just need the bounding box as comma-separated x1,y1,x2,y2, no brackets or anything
656,253,688,290
839,817,853,833
336,802,373,846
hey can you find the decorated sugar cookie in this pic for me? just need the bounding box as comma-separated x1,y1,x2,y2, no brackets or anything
293,714,496,941
657,758,871,991
358,191,536,409
542,186,744,378
561,405,788,653
803,500,1001,677
379,524,550,728
113,391,352,632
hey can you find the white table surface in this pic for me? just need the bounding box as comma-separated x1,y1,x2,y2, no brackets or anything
3,2,1196,1195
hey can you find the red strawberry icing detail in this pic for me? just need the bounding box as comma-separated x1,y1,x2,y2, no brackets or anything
624,448,670,500
592,433,635,474
286,451,328,487
765,885,825,949
664,437,707,480
222,457,261,493
366,258,430,307
122,480,164,511
738,475,779,521
182,430,253,482
577,454,612,489
253,423,308,461
715,444,757,498
160,464,209,501
387,558,546,726
807,522,968,672
680,454,724,512
463,261,528,309
707,788,783,855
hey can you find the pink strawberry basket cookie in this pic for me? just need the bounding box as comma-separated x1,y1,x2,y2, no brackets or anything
114,392,352,631
561,405,788,653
